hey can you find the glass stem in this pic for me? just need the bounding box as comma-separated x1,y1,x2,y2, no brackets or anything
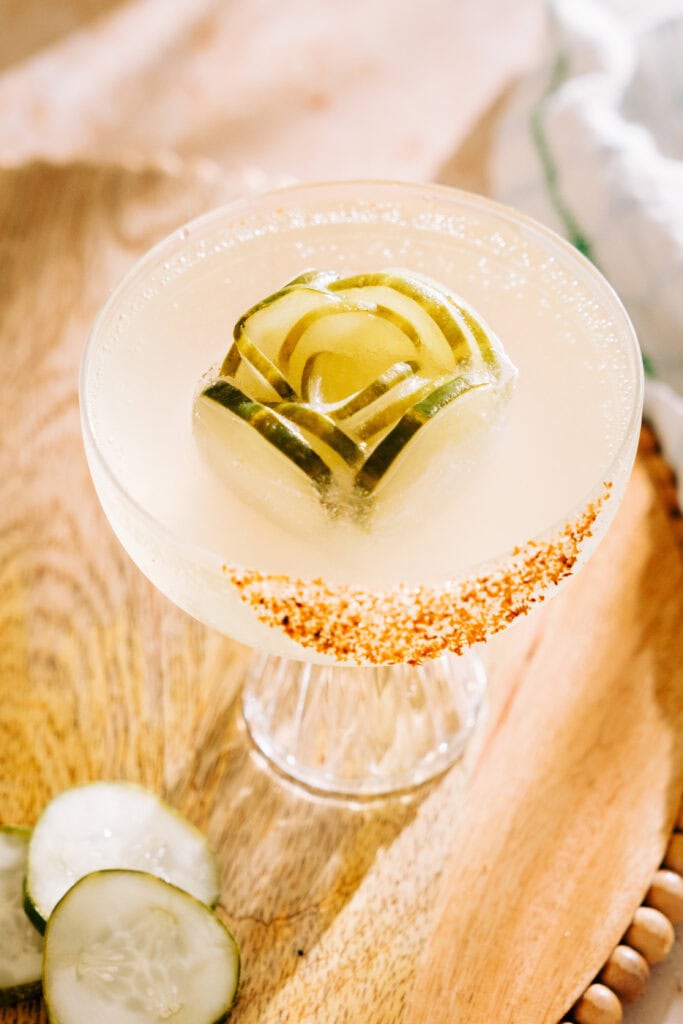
242,650,486,797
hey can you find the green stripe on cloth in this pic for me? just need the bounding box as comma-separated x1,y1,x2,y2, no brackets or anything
529,49,597,262
530,29,653,378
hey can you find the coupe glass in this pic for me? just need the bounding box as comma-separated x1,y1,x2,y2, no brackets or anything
80,182,643,797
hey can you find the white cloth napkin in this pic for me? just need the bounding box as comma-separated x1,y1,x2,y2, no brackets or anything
492,5,683,1019
490,0,683,498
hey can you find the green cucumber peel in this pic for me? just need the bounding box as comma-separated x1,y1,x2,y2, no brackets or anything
271,402,364,468
201,381,333,491
277,300,425,374
328,359,418,420
353,376,435,444
356,373,490,495
25,781,221,932
43,869,240,1024
330,271,474,364
22,878,47,935
233,330,295,399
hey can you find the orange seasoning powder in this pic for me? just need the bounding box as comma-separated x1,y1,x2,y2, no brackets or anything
224,484,611,665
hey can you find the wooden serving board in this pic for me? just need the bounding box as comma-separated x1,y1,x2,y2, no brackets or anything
1,161,682,1024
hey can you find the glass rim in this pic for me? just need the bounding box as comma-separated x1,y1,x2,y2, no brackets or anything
80,179,644,577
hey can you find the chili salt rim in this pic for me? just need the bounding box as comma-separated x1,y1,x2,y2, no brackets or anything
223,483,611,665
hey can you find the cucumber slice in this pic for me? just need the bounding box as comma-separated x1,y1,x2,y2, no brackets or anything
230,284,338,365
218,341,241,379
195,389,332,536
323,359,417,420
198,380,333,492
330,270,514,378
25,782,221,934
459,305,498,368
356,372,491,495
271,402,363,470
0,827,42,1006
329,271,473,365
391,268,516,376
283,268,340,289
279,304,420,400
219,281,343,395
352,375,436,444
43,870,239,1024
331,282,454,378
232,331,295,400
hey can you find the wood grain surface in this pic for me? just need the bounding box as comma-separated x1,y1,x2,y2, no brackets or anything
0,161,681,1024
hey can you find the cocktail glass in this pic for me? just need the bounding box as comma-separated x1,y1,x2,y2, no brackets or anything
80,182,643,797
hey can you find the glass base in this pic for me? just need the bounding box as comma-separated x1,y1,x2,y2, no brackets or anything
242,650,486,797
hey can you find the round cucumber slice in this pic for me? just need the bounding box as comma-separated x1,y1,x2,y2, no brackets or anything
271,402,363,470
331,282,454,377
43,870,239,1024
198,380,333,492
233,331,295,400
330,269,515,379
356,372,491,495
231,284,338,365
25,782,221,934
387,268,517,376
323,359,417,420
0,827,42,1006
219,341,241,379
329,271,473,365
279,303,421,400
352,375,436,444
196,384,338,533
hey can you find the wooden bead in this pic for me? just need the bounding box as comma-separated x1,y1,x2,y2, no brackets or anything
599,945,649,1003
624,906,675,964
646,869,683,923
664,832,683,875
572,983,623,1024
